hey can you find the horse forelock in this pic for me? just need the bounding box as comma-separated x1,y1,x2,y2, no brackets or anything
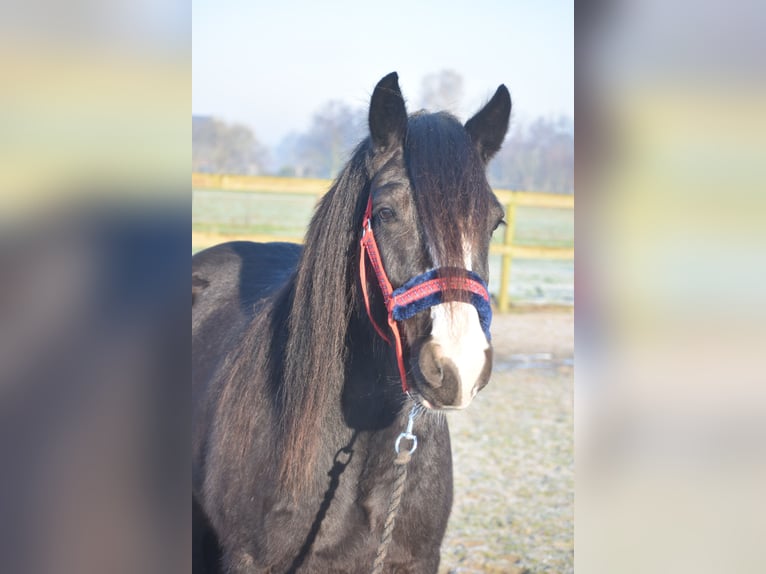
404,113,492,296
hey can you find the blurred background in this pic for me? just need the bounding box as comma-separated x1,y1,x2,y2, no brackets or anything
577,0,766,572
0,1,189,574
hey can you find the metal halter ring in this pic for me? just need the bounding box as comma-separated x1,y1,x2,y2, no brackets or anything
394,405,419,454
395,432,418,454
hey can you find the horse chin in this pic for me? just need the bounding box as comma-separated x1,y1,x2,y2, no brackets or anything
407,378,475,411
410,391,471,411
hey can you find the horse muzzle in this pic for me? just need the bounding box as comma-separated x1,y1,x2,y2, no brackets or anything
410,301,493,409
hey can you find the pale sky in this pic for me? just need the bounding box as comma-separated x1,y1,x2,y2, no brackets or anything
193,0,573,146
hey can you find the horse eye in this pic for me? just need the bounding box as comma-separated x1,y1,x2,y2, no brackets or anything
377,207,395,222
492,218,506,232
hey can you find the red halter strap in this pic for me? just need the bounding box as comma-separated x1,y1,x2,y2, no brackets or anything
359,194,409,391
359,193,492,394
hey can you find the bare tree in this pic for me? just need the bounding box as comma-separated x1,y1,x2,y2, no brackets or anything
192,116,269,175
419,69,464,113
488,116,574,194
278,101,365,178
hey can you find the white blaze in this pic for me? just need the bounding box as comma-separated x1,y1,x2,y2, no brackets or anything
463,241,473,271
429,301,489,408
426,236,488,407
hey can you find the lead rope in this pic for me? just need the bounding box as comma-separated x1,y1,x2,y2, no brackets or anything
371,405,419,574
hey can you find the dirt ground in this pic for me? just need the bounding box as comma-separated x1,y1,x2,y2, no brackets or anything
489,308,574,359
438,309,574,574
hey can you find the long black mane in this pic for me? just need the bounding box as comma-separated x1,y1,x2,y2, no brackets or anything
272,142,372,491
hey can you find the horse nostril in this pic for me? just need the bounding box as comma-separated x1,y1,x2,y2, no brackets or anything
418,344,444,388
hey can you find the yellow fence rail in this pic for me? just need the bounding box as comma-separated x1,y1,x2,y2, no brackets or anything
192,173,574,312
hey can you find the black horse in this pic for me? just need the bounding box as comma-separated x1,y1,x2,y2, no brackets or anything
193,72,511,573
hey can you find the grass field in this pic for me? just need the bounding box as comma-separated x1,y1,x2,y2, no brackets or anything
192,189,573,306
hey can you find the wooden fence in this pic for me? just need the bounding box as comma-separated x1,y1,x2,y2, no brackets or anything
192,173,573,312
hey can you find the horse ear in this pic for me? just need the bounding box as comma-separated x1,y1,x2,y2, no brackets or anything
465,85,512,162
369,72,408,153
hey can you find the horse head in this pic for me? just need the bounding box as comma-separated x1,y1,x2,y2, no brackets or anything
362,72,511,410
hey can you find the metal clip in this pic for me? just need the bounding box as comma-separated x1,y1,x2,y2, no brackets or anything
394,405,418,454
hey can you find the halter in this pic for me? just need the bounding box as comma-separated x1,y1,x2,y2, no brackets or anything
359,192,493,393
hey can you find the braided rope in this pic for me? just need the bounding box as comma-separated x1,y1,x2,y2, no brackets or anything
371,449,413,574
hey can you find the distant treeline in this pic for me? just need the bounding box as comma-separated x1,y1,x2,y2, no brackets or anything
193,71,573,194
